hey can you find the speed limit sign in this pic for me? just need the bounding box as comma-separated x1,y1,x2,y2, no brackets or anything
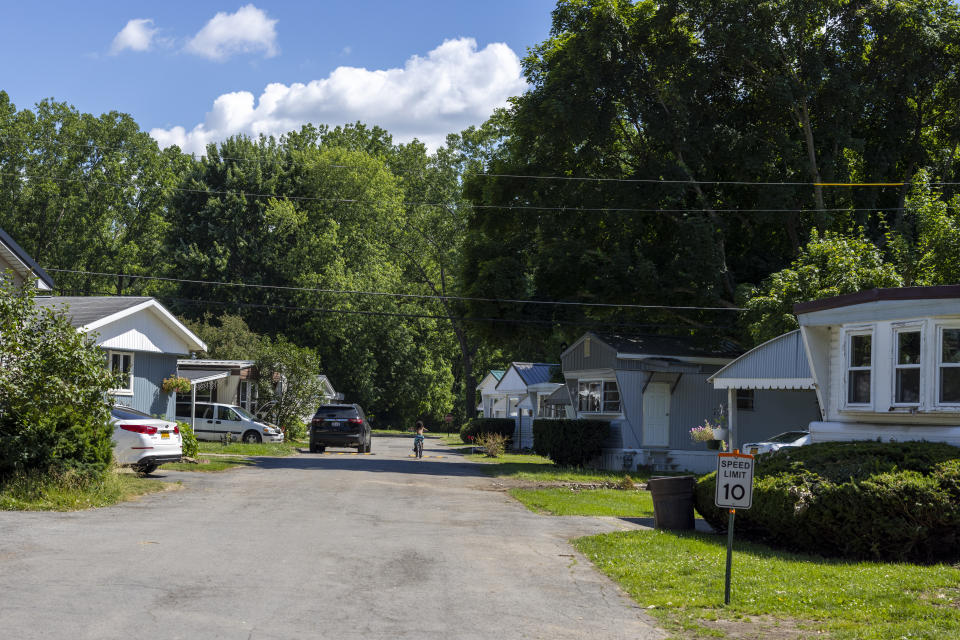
715,452,755,509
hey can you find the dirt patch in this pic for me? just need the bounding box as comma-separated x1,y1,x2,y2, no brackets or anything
693,614,828,639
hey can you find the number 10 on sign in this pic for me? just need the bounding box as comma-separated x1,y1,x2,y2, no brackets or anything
715,451,755,605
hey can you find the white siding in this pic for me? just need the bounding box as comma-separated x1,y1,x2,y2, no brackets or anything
91,309,195,355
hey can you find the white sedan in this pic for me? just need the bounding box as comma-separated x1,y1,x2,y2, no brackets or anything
743,430,811,456
111,405,182,475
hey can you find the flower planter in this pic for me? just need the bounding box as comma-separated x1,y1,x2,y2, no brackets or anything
706,439,722,450
647,476,696,530
712,428,728,441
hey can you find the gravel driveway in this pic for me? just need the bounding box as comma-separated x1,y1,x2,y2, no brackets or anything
0,436,664,639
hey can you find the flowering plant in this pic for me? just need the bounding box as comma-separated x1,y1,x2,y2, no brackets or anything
161,375,192,394
689,423,715,443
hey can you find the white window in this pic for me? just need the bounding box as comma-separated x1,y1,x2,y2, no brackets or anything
846,332,872,405
577,379,621,413
107,351,134,395
238,380,258,411
537,394,564,419
894,329,921,405
938,328,960,404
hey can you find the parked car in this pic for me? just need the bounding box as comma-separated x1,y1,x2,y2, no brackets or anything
175,402,284,444
743,430,811,456
111,405,182,475
309,404,372,453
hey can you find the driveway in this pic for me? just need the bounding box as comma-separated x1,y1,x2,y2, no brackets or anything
0,436,664,639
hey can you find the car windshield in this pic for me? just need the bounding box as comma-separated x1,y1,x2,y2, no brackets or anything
768,431,808,443
111,406,153,420
232,406,257,421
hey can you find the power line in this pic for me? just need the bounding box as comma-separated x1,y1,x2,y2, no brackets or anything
0,172,922,215
46,268,746,312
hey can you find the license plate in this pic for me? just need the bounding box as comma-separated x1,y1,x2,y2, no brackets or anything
161,432,170,440
331,421,341,427
750,447,758,454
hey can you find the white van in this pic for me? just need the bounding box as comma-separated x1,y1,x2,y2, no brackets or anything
176,402,284,444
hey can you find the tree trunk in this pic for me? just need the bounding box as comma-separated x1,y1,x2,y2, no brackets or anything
797,100,826,213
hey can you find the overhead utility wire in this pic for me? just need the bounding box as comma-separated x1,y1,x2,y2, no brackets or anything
0,172,922,215
47,268,745,312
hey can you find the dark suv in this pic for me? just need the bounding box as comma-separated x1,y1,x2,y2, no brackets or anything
309,404,372,453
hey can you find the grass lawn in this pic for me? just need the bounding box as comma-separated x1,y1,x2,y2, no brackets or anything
0,470,172,511
575,529,960,639
468,451,652,484
161,456,256,472
196,441,300,456
511,487,655,517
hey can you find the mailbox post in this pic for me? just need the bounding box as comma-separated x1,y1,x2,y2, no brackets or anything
714,451,755,605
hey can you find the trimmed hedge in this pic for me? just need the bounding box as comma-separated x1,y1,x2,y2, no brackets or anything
532,419,610,467
694,441,960,563
460,418,516,443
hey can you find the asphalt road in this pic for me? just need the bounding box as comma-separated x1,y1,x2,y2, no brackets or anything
0,436,665,640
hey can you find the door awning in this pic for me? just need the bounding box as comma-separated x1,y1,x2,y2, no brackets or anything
179,369,229,386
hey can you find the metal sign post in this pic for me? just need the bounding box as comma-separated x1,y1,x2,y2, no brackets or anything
714,450,755,605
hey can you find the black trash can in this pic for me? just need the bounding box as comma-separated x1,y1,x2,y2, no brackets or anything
646,475,696,531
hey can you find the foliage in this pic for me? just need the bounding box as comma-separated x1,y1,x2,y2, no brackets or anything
688,424,714,443
177,421,199,458
283,419,307,442
474,432,509,458
459,418,516,443
531,419,610,467
0,281,116,478
255,336,325,432
161,376,191,394
185,314,266,360
743,230,903,343
694,441,960,562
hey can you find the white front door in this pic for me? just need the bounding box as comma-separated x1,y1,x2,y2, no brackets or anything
642,382,671,447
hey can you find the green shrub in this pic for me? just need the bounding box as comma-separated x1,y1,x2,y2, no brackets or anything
460,418,515,443
532,419,610,467
474,432,509,458
177,421,199,458
0,282,116,479
694,441,960,562
283,419,307,442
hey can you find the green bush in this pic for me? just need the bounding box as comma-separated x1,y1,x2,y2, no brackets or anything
460,418,515,443
694,441,960,562
532,419,610,467
0,281,116,479
177,421,199,458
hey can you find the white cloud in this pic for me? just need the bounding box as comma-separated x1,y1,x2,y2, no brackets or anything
186,4,278,61
151,38,528,154
110,19,158,55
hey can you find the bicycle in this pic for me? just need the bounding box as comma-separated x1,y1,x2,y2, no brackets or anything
413,434,424,458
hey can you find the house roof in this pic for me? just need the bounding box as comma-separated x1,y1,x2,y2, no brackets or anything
590,332,742,360
34,296,206,352
0,228,55,290
511,362,558,386
794,285,960,315
490,369,505,381
708,330,814,390
543,385,571,406
178,359,256,369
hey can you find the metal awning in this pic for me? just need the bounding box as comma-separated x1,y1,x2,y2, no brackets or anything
178,369,229,385
543,386,571,406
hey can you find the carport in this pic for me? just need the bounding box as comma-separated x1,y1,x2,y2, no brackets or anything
178,369,228,430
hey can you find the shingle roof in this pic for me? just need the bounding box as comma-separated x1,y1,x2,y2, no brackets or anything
0,228,55,290
511,362,559,386
595,332,742,360
33,296,153,328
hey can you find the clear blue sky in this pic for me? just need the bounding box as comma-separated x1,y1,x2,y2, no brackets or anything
0,1,558,151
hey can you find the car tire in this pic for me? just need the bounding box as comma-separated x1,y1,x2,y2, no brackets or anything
134,463,158,475
242,430,262,444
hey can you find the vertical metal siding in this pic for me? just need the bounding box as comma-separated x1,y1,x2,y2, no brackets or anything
614,370,647,448
669,373,728,450
737,390,820,444
128,352,178,419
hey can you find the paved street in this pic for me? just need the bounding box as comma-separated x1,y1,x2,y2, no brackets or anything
0,436,664,640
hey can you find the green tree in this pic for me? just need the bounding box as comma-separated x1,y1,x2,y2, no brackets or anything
0,279,116,477
743,230,903,343
255,336,325,436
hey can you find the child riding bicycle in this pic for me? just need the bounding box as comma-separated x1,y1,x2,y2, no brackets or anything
411,421,428,458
